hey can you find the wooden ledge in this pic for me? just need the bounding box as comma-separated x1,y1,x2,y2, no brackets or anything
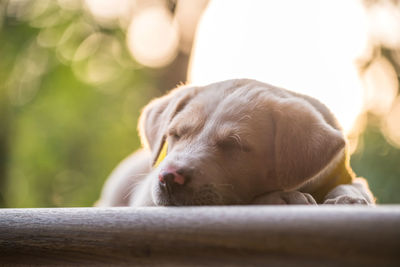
1,206,399,266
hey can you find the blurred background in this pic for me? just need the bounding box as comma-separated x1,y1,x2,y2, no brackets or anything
0,0,399,207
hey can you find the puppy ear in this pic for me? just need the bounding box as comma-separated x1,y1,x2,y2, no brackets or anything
138,86,196,165
272,98,346,190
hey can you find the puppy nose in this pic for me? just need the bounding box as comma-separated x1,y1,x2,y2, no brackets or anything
158,168,186,186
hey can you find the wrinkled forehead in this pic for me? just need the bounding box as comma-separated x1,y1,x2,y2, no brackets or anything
169,84,268,137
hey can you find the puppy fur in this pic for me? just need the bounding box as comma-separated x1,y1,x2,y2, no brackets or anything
97,79,375,207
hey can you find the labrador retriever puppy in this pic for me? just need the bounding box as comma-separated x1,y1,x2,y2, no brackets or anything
97,79,375,207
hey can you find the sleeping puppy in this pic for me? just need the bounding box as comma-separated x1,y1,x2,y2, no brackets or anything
97,79,375,207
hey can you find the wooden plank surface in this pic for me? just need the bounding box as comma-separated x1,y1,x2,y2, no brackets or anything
0,206,399,266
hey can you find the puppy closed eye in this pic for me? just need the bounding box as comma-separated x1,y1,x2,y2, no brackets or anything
217,137,251,152
168,130,181,141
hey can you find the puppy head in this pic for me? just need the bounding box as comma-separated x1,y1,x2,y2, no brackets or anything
139,79,345,206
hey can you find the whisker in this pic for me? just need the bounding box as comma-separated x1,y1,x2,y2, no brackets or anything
123,173,149,200
125,172,150,179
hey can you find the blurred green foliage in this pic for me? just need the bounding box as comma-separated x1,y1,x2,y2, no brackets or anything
0,1,399,208
352,124,400,204
0,1,158,207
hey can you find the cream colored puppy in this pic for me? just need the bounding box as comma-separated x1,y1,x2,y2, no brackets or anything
97,79,375,207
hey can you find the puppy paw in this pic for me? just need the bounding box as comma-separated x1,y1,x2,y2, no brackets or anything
323,195,369,205
252,191,317,205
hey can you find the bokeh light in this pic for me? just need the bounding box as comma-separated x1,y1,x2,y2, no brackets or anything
7,41,49,106
126,5,179,68
367,1,400,49
72,33,123,86
363,56,398,117
384,97,400,148
84,0,134,28
174,0,208,54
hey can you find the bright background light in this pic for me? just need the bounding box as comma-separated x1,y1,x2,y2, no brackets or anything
189,0,369,136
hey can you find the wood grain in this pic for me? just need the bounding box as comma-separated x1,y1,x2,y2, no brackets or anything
0,206,399,266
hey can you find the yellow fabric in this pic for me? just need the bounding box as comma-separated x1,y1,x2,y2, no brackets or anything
154,141,168,167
